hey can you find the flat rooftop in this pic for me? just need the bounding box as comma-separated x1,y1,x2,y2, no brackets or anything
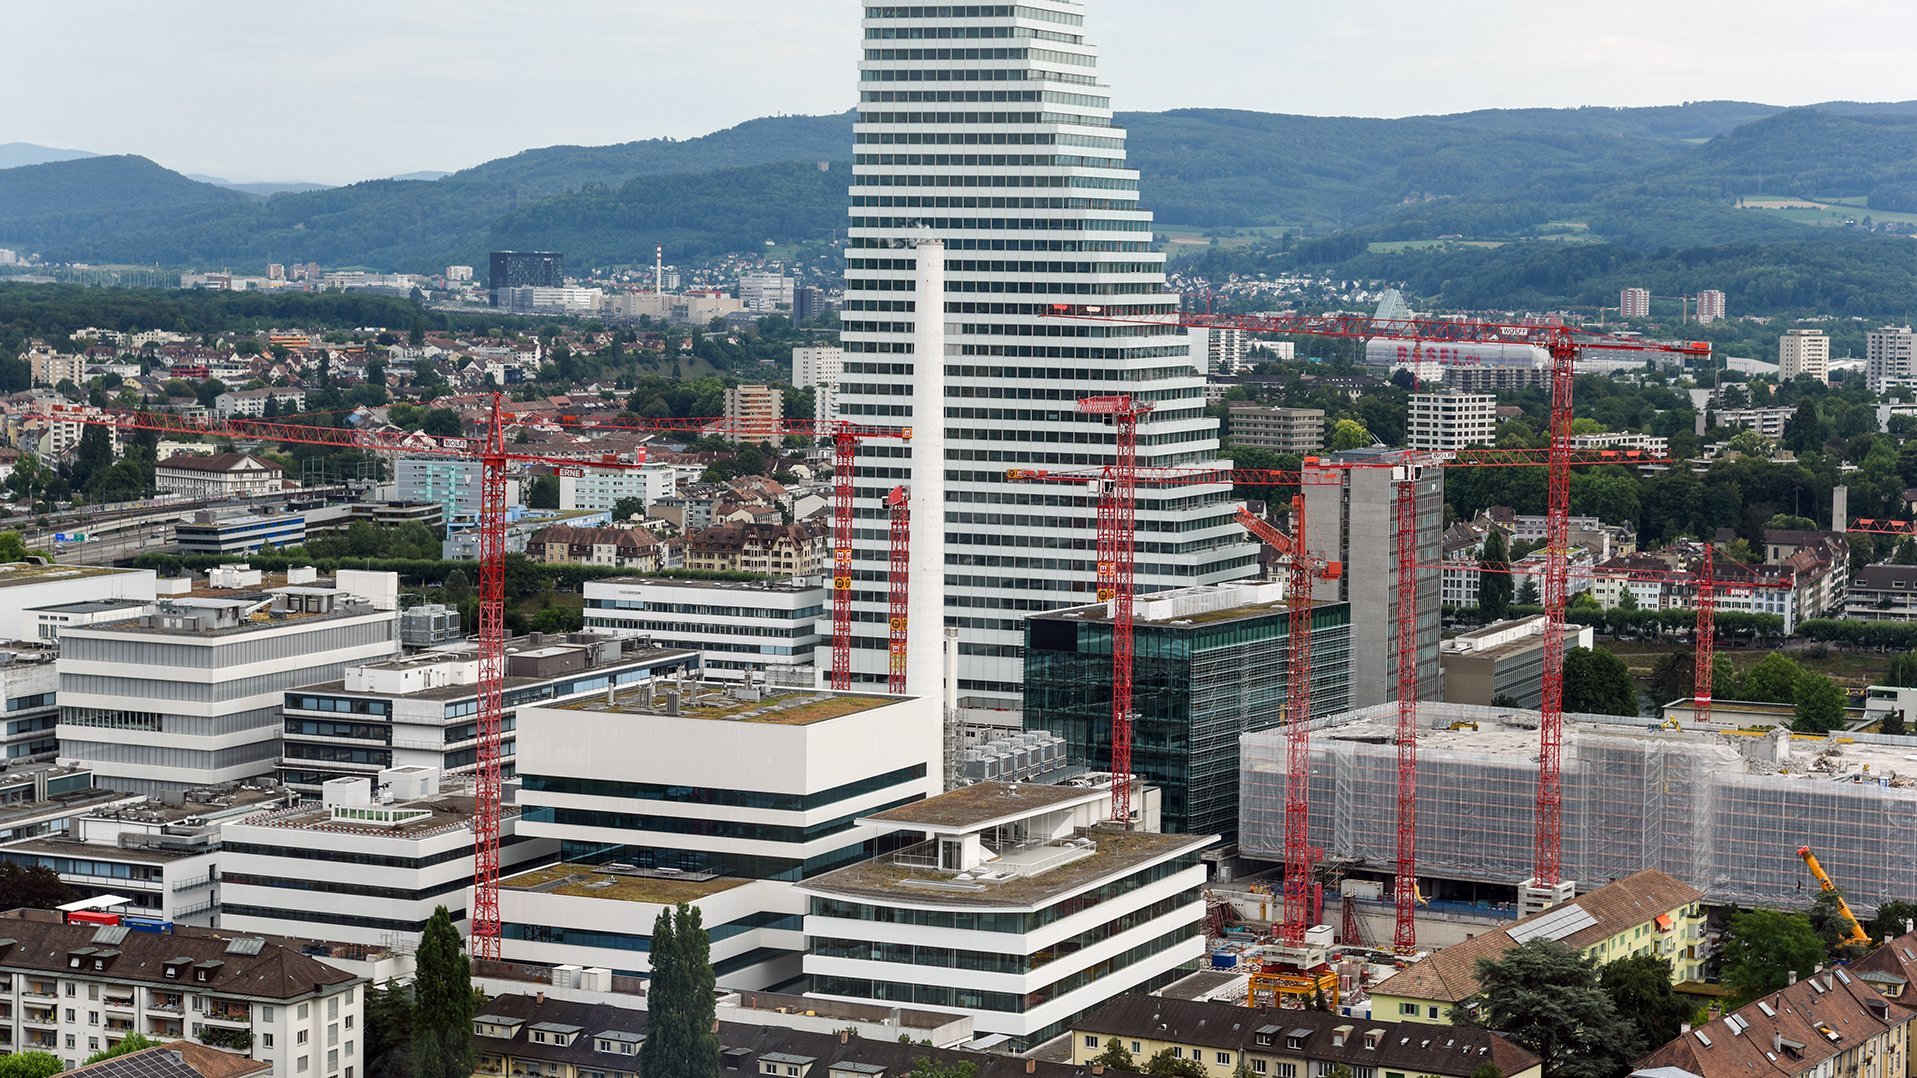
235,794,506,839
29,600,146,615
559,686,893,725
1038,584,1338,628
591,576,821,594
0,563,134,589
800,826,1211,909
862,781,1102,832
305,645,700,702
502,863,748,904
0,835,206,863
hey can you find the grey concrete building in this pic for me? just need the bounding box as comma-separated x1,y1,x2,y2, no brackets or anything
1302,450,1443,708
1440,615,1593,709
1226,404,1325,454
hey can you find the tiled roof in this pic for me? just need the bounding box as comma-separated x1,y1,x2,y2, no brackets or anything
0,911,357,1000
1074,995,1539,1078
1636,963,1911,1077
1374,869,1702,1005
155,452,280,474
63,1041,271,1078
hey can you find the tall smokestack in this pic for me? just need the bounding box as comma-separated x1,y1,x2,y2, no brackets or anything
1835,485,1849,532
906,236,946,707
655,246,664,294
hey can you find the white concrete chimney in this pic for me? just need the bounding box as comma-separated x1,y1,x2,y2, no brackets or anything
906,236,947,705
1834,485,1849,531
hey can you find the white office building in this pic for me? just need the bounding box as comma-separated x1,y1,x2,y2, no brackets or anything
740,273,795,312
582,578,825,684
792,346,845,391
56,584,401,795
1407,391,1498,452
501,683,942,989
837,1,1255,704
221,768,558,948
0,910,363,1076
1780,329,1830,383
279,636,701,792
800,781,1213,1047
558,465,676,514
0,564,157,646
1869,326,1917,394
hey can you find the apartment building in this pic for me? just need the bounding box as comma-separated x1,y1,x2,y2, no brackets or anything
212,389,307,420
1779,329,1831,383
722,384,783,446
1868,326,1917,394
1370,869,1704,1024
581,578,824,684
1621,288,1652,319
221,769,557,948
1225,405,1324,455
684,522,826,577
1407,391,1498,452
57,582,401,795
1845,564,1917,621
801,782,1213,1047
792,347,845,392
278,635,699,792
526,525,662,571
1714,406,1796,440
1695,289,1727,324
1071,997,1541,1078
557,465,674,514
0,909,363,1077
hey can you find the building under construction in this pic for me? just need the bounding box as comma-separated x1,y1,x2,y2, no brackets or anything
1241,702,1917,914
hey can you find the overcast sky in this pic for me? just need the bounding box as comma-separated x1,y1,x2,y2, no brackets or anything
8,0,1915,186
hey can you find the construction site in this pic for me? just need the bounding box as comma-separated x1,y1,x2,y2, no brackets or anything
1240,701,1917,916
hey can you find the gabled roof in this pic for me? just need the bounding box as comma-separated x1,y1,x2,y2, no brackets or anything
1635,965,1910,1077
0,911,356,1000
156,452,280,474
1374,869,1702,1005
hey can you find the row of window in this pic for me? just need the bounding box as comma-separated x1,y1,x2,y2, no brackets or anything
502,910,803,952
857,131,1125,150
865,5,1083,25
812,892,1196,973
522,793,919,846
858,109,1107,127
520,764,926,813
855,152,1123,170
811,855,1201,932
846,237,1151,255
858,88,1107,108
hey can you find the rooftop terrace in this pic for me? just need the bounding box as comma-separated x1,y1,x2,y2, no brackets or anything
559,685,893,725
502,863,748,904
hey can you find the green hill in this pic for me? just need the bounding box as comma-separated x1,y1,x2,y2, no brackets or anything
6,101,1917,285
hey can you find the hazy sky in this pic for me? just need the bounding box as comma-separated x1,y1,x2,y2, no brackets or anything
9,0,1916,185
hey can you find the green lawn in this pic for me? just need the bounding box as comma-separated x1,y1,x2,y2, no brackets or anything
1737,193,1917,229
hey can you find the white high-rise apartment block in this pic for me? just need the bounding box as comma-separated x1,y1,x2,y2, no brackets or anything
793,346,845,390
558,464,676,513
739,273,795,312
1620,288,1651,319
1407,390,1499,452
1196,328,1248,374
1779,329,1830,383
1869,326,1917,394
837,1,1255,703
1695,289,1726,324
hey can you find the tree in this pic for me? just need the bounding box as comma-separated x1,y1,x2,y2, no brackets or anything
442,568,472,605
905,1062,977,1078
1738,652,1806,704
1478,531,1513,621
1468,1066,1502,1078
612,496,648,520
1649,651,1694,704
0,862,74,910
1328,418,1373,451
364,979,415,1078
1720,909,1826,1003
0,531,28,563
1870,900,1917,942
1561,646,1638,716
1459,940,1640,1078
420,409,464,437
86,1034,162,1064
1782,400,1827,453
1793,674,1849,734
643,903,719,1078
1887,652,1917,689
0,1053,62,1078
411,907,474,1078
1089,1042,1136,1072
526,475,561,510
1142,1050,1207,1078
1516,579,1540,607
1598,954,1693,1051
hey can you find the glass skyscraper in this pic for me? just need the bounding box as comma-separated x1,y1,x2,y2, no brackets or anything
834,2,1258,705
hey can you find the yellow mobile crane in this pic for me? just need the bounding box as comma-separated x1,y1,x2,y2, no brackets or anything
1798,846,1871,946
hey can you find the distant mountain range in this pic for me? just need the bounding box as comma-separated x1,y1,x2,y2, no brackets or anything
5,102,1917,298
0,142,97,170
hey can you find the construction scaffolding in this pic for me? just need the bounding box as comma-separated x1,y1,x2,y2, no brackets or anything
1241,702,1917,915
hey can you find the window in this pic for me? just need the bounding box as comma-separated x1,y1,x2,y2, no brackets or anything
345,1016,354,1030
1398,1003,1418,1016
298,1030,310,1045
1130,1044,1141,1055
264,1034,275,1049
64,984,76,997
300,1004,310,1020
298,1057,309,1074
1084,1037,1100,1049
64,1036,75,1050
328,997,339,1020
89,1038,98,1051
89,1012,98,1025
64,1009,74,1023
1426,1007,1438,1020
1171,1049,1182,1059
1278,1066,1297,1078
265,1007,276,1022
1217,1054,1232,1065
1251,1063,1266,1075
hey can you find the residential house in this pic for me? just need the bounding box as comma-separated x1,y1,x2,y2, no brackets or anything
1370,869,1706,1024
684,522,826,577
214,388,308,419
153,453,283,499
1072,996,1542,1078
1633,957,1912,1078
527,525,662,571
1844,564,1917,622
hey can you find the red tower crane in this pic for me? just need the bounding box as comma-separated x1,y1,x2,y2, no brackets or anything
1694,541,1717,726
885,486,912,696
1045,305,1709,896
1077,395,1153,824
1234,501,1342,947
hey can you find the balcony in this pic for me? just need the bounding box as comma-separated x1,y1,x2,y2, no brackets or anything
147,994,184,1014
204,1002,252,1024
145,1017,184,1039
171,873,216,893
103,994,135,1011
21,982,55,1000
22,1032,55,1050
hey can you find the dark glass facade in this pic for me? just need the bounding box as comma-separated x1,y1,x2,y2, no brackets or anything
488,251,565,305
1023,600,1352,838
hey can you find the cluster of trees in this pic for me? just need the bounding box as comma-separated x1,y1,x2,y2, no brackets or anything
643,904,719,1078
364,908,475,1078
1460,940,1694,1078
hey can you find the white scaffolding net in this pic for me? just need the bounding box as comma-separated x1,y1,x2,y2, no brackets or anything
1241,702,1917,913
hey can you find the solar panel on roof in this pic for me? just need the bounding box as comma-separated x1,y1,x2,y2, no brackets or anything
225,936,266,956
1506,904,1598,944
90,926,129,946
